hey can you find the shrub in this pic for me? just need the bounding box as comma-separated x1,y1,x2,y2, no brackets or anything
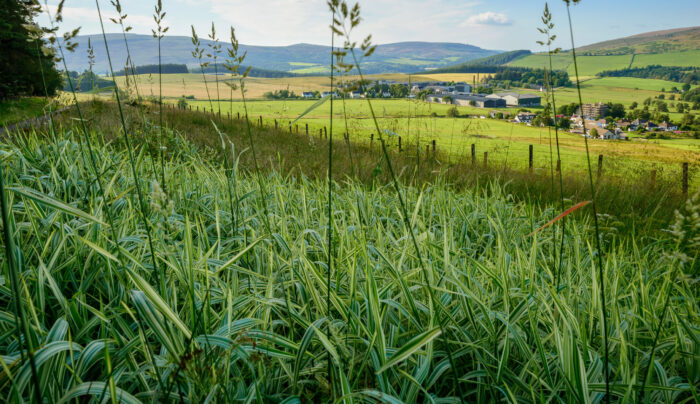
446,106,459,117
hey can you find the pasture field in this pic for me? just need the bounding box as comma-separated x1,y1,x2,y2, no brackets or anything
631,49,700,67
175,98,700,177
0,97,49,126
111,72,492,101
509,51,700,76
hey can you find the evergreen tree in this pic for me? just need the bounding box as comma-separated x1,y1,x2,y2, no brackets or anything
0,0,62,99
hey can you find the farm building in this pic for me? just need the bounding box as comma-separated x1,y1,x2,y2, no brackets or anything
428,94,506,108
487,92,541,107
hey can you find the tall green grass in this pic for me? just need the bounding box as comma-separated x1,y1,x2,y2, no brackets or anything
1,1,697,403
0,127,697,402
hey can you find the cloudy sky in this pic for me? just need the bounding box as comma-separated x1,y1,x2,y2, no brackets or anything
41,0,699,51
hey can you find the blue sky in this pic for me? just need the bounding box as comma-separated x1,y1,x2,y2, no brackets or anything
41,0,700,51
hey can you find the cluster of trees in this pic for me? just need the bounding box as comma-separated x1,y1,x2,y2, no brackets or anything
597,65,699,85
489,68,571,88
196,65,297,78
114,64,189,76
556,102,625,119
681,87,700,105
64,71,113,93
262,89,304,100
0,1,62,99
363,83,408,98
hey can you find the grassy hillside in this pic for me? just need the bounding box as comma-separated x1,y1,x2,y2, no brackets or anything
426,50,532,73
0,101,696,402
577,26,700,55
508,51,700,77
67,34,499,75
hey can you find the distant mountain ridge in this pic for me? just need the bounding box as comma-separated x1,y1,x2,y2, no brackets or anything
65,34,500,75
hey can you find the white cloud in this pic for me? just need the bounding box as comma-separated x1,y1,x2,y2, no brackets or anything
462,11,511,27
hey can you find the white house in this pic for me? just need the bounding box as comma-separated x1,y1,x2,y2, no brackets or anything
302,92,315,99
515,112,537,124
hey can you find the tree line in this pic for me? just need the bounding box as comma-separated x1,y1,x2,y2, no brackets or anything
114,64,189,76
597,65,699,85
0,1,62,99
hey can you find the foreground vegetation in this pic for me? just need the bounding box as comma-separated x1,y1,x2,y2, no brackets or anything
0,124,698,402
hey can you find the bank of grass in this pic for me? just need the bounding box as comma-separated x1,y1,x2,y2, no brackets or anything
0,115,697,402
36,99,692,235
0,97,49,127
174,98,699,180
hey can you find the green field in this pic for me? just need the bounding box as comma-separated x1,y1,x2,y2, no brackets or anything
509,50,700,76
0,97,49,126
631,49,700,67
177,98,699,180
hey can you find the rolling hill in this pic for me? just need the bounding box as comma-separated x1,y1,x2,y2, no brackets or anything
65,34,500,75
426,50,532,74
433,27,700,77
576,26,700,55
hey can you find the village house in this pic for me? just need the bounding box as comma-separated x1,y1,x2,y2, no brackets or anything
658,121,679,131
615,120,631,131
349,91,364,99
321,91,339,98
302,92,315,99
487,92,541,107
515,112,537,124
630,119,647,131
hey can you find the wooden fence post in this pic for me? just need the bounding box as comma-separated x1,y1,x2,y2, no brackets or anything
650,169,657,188
471,144,476,165
305,123,309,135
237,112,240,119
295,124,299,134
682,162,689,195
398,136,402,152
483,152,488,168
196,106,199,112
324,127,327,140
274,120,278,130
370,133,374,148
432,140,436,155
556,159,561,172
529,145,534,173
598,155,604,178
259,116,263,127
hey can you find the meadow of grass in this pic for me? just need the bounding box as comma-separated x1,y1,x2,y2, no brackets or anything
631,49,700,68
0,97,50,126
174,98,699,177
110,72,492,101
510,51,700,77
0,112,697,402
510,54,634,76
